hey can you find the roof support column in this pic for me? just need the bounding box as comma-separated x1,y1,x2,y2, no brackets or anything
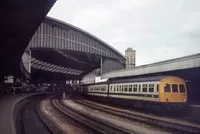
100,57,103,75
28,49,32,74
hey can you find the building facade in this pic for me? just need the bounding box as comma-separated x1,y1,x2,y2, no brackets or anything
125,48,136,68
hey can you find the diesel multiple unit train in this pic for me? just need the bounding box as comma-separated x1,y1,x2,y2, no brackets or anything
74,76,187,110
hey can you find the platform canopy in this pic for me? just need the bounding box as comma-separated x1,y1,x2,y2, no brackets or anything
101,53,200,79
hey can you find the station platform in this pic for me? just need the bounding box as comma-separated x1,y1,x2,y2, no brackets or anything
189,104,200,108
187,104,200,118
0,94,32,134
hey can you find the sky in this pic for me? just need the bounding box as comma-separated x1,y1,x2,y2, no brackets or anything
48,0,200,66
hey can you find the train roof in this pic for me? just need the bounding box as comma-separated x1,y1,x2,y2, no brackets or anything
76,76,180,86
110,75,170,84
83,81,108,86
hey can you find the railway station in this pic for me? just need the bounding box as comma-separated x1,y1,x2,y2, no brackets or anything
1,16,126,94
1,0,200,134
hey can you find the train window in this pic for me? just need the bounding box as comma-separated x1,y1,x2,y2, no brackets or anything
124,85,128,92
129,85,132,92
117,85,119,91
110,86,112,91
114,85,116,91
142,84,147,92
122,85,124,92
133,85,137,92
149,84,154,92
172,84,178,92
164,84,170,92
179,84,185,93
119,85,121,91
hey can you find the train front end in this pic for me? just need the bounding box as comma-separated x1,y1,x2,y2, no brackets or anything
159,76,187,110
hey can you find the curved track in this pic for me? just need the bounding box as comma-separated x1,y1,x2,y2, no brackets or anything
74,98,200,134
18,94,199,134
51,97,134,134
16,95,58,134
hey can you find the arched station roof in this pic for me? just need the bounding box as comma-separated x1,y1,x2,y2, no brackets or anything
23,17,126,81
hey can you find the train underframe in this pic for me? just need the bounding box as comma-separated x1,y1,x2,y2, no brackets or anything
81,93,187,113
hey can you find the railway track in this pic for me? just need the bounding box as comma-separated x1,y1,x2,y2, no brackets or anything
17,96,59,134
51,98,134,134
74,98,200,134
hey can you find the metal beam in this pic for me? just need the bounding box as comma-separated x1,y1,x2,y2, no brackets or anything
31,58,83,75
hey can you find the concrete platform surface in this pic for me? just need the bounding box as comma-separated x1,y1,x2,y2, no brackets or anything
0,94,31,134
189,104,200,108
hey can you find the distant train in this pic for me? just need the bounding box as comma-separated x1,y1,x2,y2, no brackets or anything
74,76,187,111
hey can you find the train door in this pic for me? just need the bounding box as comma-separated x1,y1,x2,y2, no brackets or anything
159,82,170,103
134,83,143,108
152,83,159,102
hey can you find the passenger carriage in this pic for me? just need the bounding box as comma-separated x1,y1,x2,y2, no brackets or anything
76,76,187,111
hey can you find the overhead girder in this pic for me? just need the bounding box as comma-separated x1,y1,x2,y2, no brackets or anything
27,48,100,77
25,47,125,81
55,49,92,66
31,58,83,75
30,48,98,70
